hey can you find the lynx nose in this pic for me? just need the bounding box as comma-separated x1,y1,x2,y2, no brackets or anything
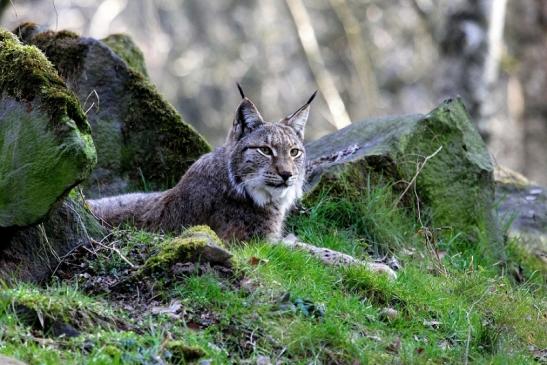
279,171,292,182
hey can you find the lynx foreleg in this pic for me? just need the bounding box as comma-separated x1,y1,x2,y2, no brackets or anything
279,234,397,280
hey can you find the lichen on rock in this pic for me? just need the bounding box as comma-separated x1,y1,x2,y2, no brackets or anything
0,28,96,227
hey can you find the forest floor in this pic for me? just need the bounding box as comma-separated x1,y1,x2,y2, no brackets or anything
1,182,546,364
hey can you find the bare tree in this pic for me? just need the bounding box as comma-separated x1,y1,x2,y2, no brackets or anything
437,0,508,136
0,0,14,21
285,0,351,129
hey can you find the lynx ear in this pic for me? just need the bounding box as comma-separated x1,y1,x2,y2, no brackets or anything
281,91,317,139
229,96,265,142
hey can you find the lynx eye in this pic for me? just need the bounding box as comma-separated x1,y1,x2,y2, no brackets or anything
257,146,273,157
290,148,301,158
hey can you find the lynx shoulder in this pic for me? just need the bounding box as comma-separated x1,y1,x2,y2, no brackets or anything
88,89,316,241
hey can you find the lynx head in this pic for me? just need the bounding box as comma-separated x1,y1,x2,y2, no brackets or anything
227,86,316,211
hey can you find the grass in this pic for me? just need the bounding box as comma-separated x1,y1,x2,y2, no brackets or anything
1,181,545,364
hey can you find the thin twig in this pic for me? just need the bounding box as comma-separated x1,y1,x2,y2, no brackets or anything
399,145,446,275
9,0,16,16
93,239,136,268
83,89,100,115
393,145,443,208
51,232,114,277
285,0,351,129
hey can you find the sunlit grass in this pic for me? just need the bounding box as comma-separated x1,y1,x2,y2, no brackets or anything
0,182,545,364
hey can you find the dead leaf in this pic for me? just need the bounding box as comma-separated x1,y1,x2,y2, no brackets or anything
386,337,401,353
248,256,269,266
151,300,182,318
438,340,451,350
379,307,399,321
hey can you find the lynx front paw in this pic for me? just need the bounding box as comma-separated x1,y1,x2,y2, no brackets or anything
279,234,397,280
364,262,397,280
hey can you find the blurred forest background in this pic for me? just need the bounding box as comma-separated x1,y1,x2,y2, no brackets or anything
1,0,546,184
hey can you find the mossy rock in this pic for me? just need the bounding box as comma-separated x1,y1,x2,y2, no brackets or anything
0,28,96,227
305,98,499,245
142,226,232,274
101,33,148,77
0,195,105,283
495,167,546,267
164,340,206,362
13,23,211,197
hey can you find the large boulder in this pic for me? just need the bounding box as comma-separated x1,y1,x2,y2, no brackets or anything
305,98,499,244
0,28,96,228
13,23,211,197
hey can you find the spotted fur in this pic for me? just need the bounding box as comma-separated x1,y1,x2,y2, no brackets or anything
88,93,311,241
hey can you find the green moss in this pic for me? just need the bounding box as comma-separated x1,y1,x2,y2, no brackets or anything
303,159,401,207
1,284,118,332
101,33,148,77
25,29,87,77
164,340,206,362
397,99,496,242
305,98,498,249
0,28,89,134
14,26,211,192
142,226,224,274
122,68,211,189
92,119,123,171
0,29,96,226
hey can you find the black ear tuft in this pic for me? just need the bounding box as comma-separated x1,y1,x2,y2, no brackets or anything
281,92,316,139
306,90,318,105
237,82,245,99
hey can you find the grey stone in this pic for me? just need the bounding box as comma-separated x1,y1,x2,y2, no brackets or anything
305,98,499,244
13,23,211,197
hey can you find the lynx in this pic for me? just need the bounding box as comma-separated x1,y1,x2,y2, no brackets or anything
88,86,311,241
88,87,396,278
